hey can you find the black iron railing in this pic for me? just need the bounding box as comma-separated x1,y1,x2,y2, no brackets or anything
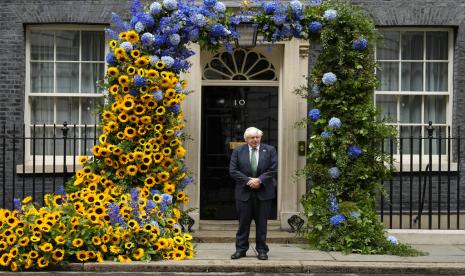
0,122,463,229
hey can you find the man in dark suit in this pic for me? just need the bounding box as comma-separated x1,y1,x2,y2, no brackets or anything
229,127,277,261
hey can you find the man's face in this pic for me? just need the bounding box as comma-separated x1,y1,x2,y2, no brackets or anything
245,134,261,148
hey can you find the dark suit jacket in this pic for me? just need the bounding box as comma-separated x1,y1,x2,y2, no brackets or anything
229,143,277,201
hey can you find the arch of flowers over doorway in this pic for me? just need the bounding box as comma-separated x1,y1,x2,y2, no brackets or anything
0,0,419,271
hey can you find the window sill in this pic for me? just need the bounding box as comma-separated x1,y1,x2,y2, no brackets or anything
16,163,82,174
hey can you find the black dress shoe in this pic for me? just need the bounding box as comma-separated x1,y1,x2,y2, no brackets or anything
231,251,246,259
257,252,268,260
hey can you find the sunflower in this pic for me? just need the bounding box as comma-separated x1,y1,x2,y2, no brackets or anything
134,104,146,115
72,238,84,248
122,86,130,93
37,257,49,268
162,147,172,156
107,67,119,77
130,50,141,59
121,98,135,111
176,147,186,158
173,250,185,260
173,236,184,245
126,165,138,176
132,248,145,260
124,127,136,140
153,194,162,204
52,249,64,262
155,106,166,116
29,250,39,259
135,57,149,67
10,261,17,272
109,40,118,48
160,77,172,88
165,88,176,99
76,250,88,262
118,255,132,263
176,191,186,201
155,61,165,70
158,171,170,181
158,238,168,249
118,75,130,86
126,30,139,44
0,253,11,267
126,65,136,75
146,100,157,109
163,184,175,194
119,32,127,40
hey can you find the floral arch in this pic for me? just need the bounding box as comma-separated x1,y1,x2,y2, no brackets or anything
0,0,419,272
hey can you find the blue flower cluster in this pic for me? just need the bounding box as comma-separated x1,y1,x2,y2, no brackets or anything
107,0,232,72
328,195,338,213
353,37,368,50
347,145,362,158
329,214,346,226
387,235,398,245
308,108,320,122
329,167,340,179
322,72,337,85
328,117,341,129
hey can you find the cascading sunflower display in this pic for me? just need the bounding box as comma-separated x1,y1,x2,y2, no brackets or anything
0,0,234,271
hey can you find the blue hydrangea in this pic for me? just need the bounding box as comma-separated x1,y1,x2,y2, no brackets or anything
141,32,155,45
308,108,320,122
161,56,175,68
191,14,207,27
106,53,116,65
387,235,398,245
328,117,341,129
272,14,286,25
322,72,337,85
309,0,322,6
290,0,303,13
105,28,119,40
150,55,160,66
329,167,340,179
135,21,144,33
152,90,163,101
120,41,133,52
330,214,346,226
203,0,217,7
175,82,183,92
168,104,180,114
321,131,332,138
162,194,173,204
308,21,322,33
56,185,66,197
150,2,162,15
353,37,368,50
189,29,200,41
328,195,338,213
214,2,226,13
324,9,337,20
263,2,278,14
145,199,156,213
163,0,178,10
183,176,193,187
348,145,362,158
129,88,138,97
13,198,22,210
169,33,181,46
134,75,147,87
311,85,320,97
210,23,229,37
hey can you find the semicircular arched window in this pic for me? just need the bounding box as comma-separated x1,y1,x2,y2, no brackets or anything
203,49,278,81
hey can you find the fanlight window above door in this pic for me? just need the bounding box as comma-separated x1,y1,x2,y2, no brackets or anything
203,49,277,81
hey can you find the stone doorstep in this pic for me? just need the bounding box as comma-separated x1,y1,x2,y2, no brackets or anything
192,230,306,243
54,261,465,274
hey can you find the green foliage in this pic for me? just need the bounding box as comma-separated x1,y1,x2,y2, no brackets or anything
291,0,422,256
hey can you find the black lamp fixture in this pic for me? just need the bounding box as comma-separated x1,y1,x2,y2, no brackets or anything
235,22,258,48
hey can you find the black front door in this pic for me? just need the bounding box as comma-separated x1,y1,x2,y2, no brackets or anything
201,86,278,220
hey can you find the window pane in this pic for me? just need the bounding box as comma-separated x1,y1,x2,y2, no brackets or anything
82,31,105,61
424,126,447,155
56,97,79,124
81,63,104,94
30,31,54,60
30,97,54,124
29,126,54,155
376,95,397,122
425,95,447,124
377,31,399,60
426,32,448,60
30,62,53,93
56,31,79,61
402,32,423,60
56,63,79,93
401,62,423,91
426,62,448,92
400,95,421,123
377,62,399,91
82,126,100,156
399,126,421,154
81,98,103,125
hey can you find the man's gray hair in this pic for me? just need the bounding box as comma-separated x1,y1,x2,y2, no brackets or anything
243,127,263,140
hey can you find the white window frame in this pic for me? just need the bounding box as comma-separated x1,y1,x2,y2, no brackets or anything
374,27,455,171
24,24,107,170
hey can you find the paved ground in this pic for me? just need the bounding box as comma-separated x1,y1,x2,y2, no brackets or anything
3,243,465,275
